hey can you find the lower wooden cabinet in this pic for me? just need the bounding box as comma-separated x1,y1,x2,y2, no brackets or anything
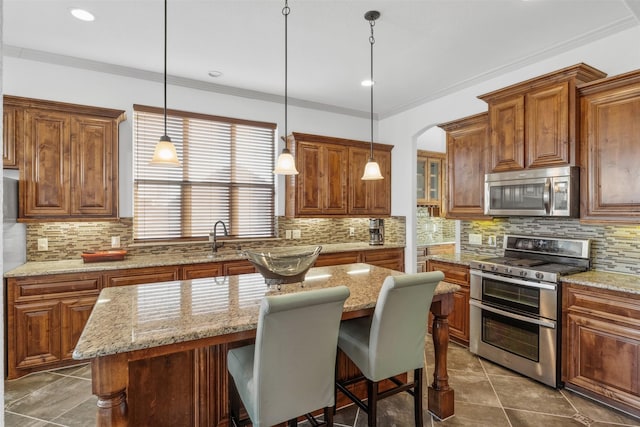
417,243,455,272
5,247,404,379
6,272,103,379
562,282,640,417
427,259,470,345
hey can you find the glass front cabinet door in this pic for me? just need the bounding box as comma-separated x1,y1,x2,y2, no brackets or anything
417,150,445,210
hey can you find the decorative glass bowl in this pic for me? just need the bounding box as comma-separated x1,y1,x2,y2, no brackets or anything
243,246,322,286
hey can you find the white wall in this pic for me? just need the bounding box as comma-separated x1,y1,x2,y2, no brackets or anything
382,26,640,272
3,57,373,217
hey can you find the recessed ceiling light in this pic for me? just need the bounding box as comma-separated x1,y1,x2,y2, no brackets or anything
70,8,95,22
361,79,375,87
208,70,223,78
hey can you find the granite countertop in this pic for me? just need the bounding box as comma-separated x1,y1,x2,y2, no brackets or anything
561,270,640,295
417,241,456,247
4,242,405,278
425,253,479,266
72,263,458,359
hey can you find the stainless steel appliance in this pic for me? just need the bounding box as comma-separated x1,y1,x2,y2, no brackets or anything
485,166,579,217
368,218,384,246
469,235,590,388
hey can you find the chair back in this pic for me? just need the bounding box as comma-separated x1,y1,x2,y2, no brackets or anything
252,285,350,426
367,271,444,381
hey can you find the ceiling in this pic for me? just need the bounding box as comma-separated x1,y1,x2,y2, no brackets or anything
4,1,640,118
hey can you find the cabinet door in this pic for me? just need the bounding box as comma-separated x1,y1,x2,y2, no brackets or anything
70,115,117,216
362,248,404,272
488,95,525,172
580,76,640,222
348,147,391,215
441,113,489,219
14,300,62,369
22,109,71,217
61,296,98,359
295,142,348,215
427,260,470,345
3,105,20,169
526,82,569,168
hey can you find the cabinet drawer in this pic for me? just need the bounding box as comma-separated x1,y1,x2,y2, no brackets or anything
427,260,469,286
9,273,102,302
181,263,223,280
315,251,360,267
105,266,180,287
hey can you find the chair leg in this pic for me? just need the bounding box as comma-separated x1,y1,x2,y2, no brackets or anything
414,368,424,427
324,406,334,426
367,379,378,427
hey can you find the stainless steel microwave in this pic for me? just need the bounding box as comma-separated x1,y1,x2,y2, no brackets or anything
484,166,579,217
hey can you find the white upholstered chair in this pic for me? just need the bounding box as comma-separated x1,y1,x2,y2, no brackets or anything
227,285,350,427
335,271,444,427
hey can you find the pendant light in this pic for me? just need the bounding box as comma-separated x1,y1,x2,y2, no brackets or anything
361,10,384,181
151,0,181,167
273,0,299,175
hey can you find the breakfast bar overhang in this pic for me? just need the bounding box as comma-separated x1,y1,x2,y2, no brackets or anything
73,263,459,426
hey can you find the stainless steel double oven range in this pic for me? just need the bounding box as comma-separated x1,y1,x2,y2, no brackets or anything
469,235,590,388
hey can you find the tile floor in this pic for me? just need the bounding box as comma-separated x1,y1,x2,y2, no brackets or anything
4,340,640,427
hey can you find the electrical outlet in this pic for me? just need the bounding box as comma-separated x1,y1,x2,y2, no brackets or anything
349,227,355,237
37,238,48,251
111,236,121,248
487,235,496,247
469,233,482,245
292,229,301,239
285,230,292,239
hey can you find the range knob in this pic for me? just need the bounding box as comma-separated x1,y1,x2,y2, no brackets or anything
519,270,528,277
478,264,484,270
535,272,544,279
490,265,498,271
506,268,512,274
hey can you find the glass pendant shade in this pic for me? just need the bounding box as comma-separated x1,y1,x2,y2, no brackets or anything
361,158,384,180
273,148,299,175
151,135,181,166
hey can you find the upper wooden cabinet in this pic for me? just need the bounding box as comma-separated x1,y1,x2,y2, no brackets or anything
3,102,21,169
417,150,445,215
6,96,126,221
285,132,392,217
348,146,391,215
578,69,640,223
439,112,489,219
478,63,606,172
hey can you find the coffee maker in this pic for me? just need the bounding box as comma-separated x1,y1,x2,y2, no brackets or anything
369,219,384,246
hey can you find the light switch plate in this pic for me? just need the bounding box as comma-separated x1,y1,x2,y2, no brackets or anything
292,230,301,239
285,230,292,239
37,238,48,251
469,233,482,245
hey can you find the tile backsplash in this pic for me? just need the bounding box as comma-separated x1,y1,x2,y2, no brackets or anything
416,207,456,244
460,217,640,275
25,216,406,262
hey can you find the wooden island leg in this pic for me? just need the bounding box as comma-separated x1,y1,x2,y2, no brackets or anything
92,353,129,427
428,293,455,420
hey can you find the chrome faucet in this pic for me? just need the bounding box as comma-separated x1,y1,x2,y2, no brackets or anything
211,221,229,253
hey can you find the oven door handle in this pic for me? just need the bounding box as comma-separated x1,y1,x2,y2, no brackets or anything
470,299,556,329
470,270,556,290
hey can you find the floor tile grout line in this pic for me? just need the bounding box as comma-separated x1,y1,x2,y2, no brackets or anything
478,357,514,427
561,388,640,426
5,409,69,426
50,394,96,426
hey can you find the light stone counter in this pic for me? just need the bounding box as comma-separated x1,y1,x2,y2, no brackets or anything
4,242,405,278
426,252,479,266
561,270,640,295
73,263,458,359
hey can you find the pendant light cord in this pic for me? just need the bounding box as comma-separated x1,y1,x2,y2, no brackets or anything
369,17,375,160
163,0,168,137
282,1,290,142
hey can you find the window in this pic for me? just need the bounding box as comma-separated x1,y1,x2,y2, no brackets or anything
133,105,276,241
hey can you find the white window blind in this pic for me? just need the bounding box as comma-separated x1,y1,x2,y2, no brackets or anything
133,105,276,241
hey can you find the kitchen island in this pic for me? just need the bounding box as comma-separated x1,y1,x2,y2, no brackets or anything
74,263,459,426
